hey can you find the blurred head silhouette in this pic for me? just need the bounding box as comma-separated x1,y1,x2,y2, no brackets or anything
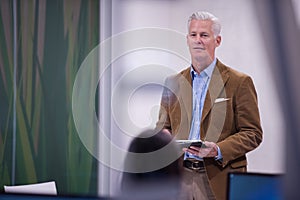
120,129,182,199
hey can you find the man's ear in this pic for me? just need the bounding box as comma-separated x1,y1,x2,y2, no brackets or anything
186,34,189,46
215,35,221,47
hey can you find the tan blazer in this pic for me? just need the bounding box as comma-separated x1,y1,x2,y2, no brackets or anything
156,59,263,200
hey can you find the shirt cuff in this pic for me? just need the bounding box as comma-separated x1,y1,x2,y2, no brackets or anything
215,145,223,160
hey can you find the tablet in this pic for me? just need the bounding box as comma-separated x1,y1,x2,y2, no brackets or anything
176,140,206,148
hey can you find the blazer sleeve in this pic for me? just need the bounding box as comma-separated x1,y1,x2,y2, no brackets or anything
217,76,263,167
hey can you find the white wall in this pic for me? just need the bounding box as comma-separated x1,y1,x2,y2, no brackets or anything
105,0,285,196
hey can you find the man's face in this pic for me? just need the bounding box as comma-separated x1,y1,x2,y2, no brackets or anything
187,19,221,63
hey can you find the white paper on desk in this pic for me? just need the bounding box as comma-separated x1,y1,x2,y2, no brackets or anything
4,181,57,195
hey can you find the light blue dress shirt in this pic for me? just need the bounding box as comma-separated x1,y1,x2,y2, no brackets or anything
185,58,222,161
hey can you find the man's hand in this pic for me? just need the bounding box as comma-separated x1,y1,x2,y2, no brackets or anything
183,141,219,158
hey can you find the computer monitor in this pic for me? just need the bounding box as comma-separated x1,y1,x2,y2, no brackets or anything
227,172,283,200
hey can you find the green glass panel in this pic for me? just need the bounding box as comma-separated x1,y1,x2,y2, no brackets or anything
0,0,99,195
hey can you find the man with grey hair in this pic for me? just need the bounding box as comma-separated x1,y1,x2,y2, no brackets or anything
156,11,262,200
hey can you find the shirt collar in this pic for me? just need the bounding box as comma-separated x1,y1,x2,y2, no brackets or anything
190,58,216,80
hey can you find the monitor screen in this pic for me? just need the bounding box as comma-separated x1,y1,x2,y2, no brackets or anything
227,172,284,200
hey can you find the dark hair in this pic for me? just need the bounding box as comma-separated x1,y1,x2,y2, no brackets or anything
121,129,182,191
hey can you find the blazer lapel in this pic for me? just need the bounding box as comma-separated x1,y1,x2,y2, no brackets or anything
201,61,229,124
178,69,193,138
175,62,229,140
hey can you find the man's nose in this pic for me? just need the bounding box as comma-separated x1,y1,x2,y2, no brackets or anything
195,35,202,43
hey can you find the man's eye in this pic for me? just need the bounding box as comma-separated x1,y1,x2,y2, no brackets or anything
190,33,196,37
201,34,209,37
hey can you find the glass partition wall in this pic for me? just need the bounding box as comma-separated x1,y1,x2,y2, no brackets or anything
0,0,99,196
